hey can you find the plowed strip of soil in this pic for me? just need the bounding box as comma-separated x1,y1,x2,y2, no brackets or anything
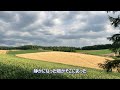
16,51,114,69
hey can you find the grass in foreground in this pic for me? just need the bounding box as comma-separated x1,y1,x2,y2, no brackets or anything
0,54,120,79
76,49,112,56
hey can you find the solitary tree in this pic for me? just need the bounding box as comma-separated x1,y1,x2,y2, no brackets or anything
107,12,120,56
107,34,120,56
98,11,120,72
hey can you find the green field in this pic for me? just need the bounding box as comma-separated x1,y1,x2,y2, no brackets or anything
8,50,51,55
76,49,112,55
0,50,120,79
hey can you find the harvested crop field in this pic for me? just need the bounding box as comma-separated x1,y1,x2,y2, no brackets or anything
0,50,8,54
16,51,114,69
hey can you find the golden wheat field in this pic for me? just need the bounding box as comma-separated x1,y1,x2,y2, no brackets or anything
16,51,114,69
0,50,8,54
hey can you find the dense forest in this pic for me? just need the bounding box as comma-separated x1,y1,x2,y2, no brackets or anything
0,44,112,52
81,44,112,50
0,45,78,52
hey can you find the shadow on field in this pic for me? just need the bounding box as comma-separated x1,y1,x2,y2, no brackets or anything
0,62,69,79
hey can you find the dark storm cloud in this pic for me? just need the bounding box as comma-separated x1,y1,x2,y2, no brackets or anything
85,14,108,32
0,38,28,46
56,31,108,39
0,11,16,22
12,12,37,30
0,11,117,47
43,20,54,27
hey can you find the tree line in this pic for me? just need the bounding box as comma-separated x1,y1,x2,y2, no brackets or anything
81,44,112,50
0,44,112,51
42,46,78,52
0,45,80,52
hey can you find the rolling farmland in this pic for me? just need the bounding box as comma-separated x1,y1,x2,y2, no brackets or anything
16,51,113,69
1,11,120,79
0,49,120,79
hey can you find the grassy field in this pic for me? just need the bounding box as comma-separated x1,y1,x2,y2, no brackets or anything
8,49,112,56
8,50,50,55
0,50,120,79
0,54,120,79
76,49,112,55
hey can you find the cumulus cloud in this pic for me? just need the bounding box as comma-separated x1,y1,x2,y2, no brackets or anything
0,11,118,47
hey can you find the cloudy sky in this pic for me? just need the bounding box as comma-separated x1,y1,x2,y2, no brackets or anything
0,11,120,47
